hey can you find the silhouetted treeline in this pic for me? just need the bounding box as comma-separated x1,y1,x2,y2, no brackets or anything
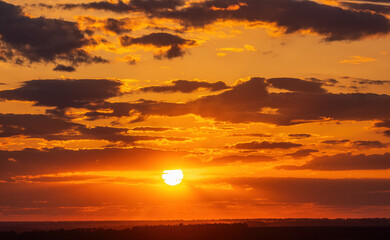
2,219,390,232
1,223,390,240
247,218,390,227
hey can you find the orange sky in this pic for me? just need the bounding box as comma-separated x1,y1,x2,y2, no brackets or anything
1,0,390,220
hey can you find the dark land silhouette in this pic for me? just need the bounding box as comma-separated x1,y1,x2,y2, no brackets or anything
1,220,390,240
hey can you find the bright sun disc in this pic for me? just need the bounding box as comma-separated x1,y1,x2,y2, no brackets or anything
162,169,183,186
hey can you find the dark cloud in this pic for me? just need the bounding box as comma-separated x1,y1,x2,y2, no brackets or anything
0,113,160,144
49,0,390,41
140,80,229,93
309,78,339,87
76,126,160,143
187,78,390,125
353,79,390,85
131,127,172,132
120,32,195,59
78,16,133,35
321,140,387,148
286,149,319,158
375,120,390,128
59,0,185,13
352,140,388,149
154,43,186,59
9,77,390,127
321,139,350,145
0,79,122,109
374,120,390,137
83,99,186,120
188,78,390,125
0,147,187,177
60,1,133,13
278,152,390,171
233,141,302,150
158,0,390,41
288,134,312,139
341,2,390,15
210,155,275,165
104,18,132,34
0,1,107,70
0,114,80,139
230,133,272,137
385,130,390,137
79,77,390,126
267,78,326,93
53,64,76,72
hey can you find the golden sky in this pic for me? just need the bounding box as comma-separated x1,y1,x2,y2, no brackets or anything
1,0,390,220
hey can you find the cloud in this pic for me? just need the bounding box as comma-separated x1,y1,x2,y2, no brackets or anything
321,139,350,145
233,141,302,150
230,133,272,137
321,140,387,148
5,77,390,127
120,32,194,47
218,45,257,53
140,80,229,93
354,79,390,85
77,16,133,35
352,140,388,149
158,0,390,41
278,152,390,171
0,113,80,139
154,44,183,59
0,1,107,70
0,79,122,109
0,113,161,144
288,134,312,139
267,78,326,93
131,127,172,132
210,155,275,165
104,18,133,34
54,0,390,41
186,78,390,125
286,149,319,158
340,56,377,64
375,120,390,128
0,147,189,177
59,0,185,13
75,126,160,143
374,120,390,137
217,45,257,56
120,32,195,59
53,64,76,72
76,77,390,125
341,2,390,15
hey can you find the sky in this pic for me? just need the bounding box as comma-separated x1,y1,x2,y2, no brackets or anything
1,0,390,221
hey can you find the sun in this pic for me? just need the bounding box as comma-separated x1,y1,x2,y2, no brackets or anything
162,169,184,186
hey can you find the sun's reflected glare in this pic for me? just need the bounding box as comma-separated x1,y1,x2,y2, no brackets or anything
162,169,184,186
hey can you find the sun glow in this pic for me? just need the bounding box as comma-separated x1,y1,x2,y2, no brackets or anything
162,169,184,186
